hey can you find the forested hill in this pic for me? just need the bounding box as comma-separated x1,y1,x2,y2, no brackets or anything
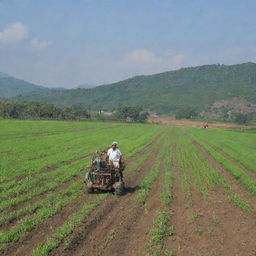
0,73,51,98
12,62,256,114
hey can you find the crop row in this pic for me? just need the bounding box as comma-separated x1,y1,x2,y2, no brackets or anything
0,180,84,252
0,124,123,182
0,159,89,212
1,132,162,219
190,128,256,174
27,136,165,256
1,120,164,182
134,137,169,204
0,134,164,254
176,130,252,211
191,134,256,196
144,134,174,256
32,194,108,256
1,127,163,213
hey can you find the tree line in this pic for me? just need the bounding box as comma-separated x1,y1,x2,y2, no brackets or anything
0,101,90,120
0,102,149,122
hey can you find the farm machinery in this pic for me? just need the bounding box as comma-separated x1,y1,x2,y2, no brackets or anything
85,150,125,195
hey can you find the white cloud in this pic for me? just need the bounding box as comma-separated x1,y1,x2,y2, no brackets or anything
0,22,28,44
121,49,184,76
30,38,51,49
123,49,160,65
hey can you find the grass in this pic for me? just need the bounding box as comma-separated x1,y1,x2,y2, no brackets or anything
32,194,107,256
149,211,173,243
0,179,84,227
190,128,256,175
188,214,198,223
191,136,256,195
1,121,256,255
0,119,164,182
0,120,164,254
229,194,252,212
0,180,84,249
143,136,174,256
135,139,167,204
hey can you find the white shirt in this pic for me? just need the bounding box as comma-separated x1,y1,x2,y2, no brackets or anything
107,148,122,162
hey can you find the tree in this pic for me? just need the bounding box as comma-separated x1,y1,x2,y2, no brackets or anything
115,106,142,121
0,102,90,121
175,106,198,119
232,112,252,124
137,111,150,122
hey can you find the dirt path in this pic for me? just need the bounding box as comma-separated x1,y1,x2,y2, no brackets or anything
168,146,256,256
52,140,162,256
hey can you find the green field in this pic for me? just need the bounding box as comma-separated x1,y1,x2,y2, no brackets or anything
0,120,256,256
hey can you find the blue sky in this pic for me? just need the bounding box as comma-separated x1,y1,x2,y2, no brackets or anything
0,0,256,88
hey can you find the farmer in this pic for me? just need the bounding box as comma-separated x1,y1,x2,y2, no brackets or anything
107,141,122,168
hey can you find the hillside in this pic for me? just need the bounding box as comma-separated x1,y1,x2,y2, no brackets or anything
0,74,51,98
12,62,256,114
73,83,95,89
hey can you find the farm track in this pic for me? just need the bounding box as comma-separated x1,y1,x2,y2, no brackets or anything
193,140,256,211
210,144,256,180
169,150,256,256
1,132,164,256
51,138,162,256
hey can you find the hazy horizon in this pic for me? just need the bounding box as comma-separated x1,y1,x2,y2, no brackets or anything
1,0,256,88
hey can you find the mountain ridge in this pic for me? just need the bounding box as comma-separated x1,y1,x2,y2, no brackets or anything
7,62,256,116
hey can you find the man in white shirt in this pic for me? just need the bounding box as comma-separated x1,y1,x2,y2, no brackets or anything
107,141,122,168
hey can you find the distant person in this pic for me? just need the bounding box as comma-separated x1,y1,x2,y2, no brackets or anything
203,123,209,128
107,142,122,168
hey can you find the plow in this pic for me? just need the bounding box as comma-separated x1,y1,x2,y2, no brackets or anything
85,150,125,195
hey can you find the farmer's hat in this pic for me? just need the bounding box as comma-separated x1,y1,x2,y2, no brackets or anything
111,141,118,146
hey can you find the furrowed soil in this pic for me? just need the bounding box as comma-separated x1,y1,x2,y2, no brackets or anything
209,144,256,180
97,157,165,256
10,152,93,184
52,139,162,256
193,140,256,212
1,133,163,256
167,147,256,256
2,124,256,256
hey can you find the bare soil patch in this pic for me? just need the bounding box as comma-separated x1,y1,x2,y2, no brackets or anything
148,116,252,129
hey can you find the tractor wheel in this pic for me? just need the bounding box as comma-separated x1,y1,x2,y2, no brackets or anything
114,182,125,196
86,186,94,194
